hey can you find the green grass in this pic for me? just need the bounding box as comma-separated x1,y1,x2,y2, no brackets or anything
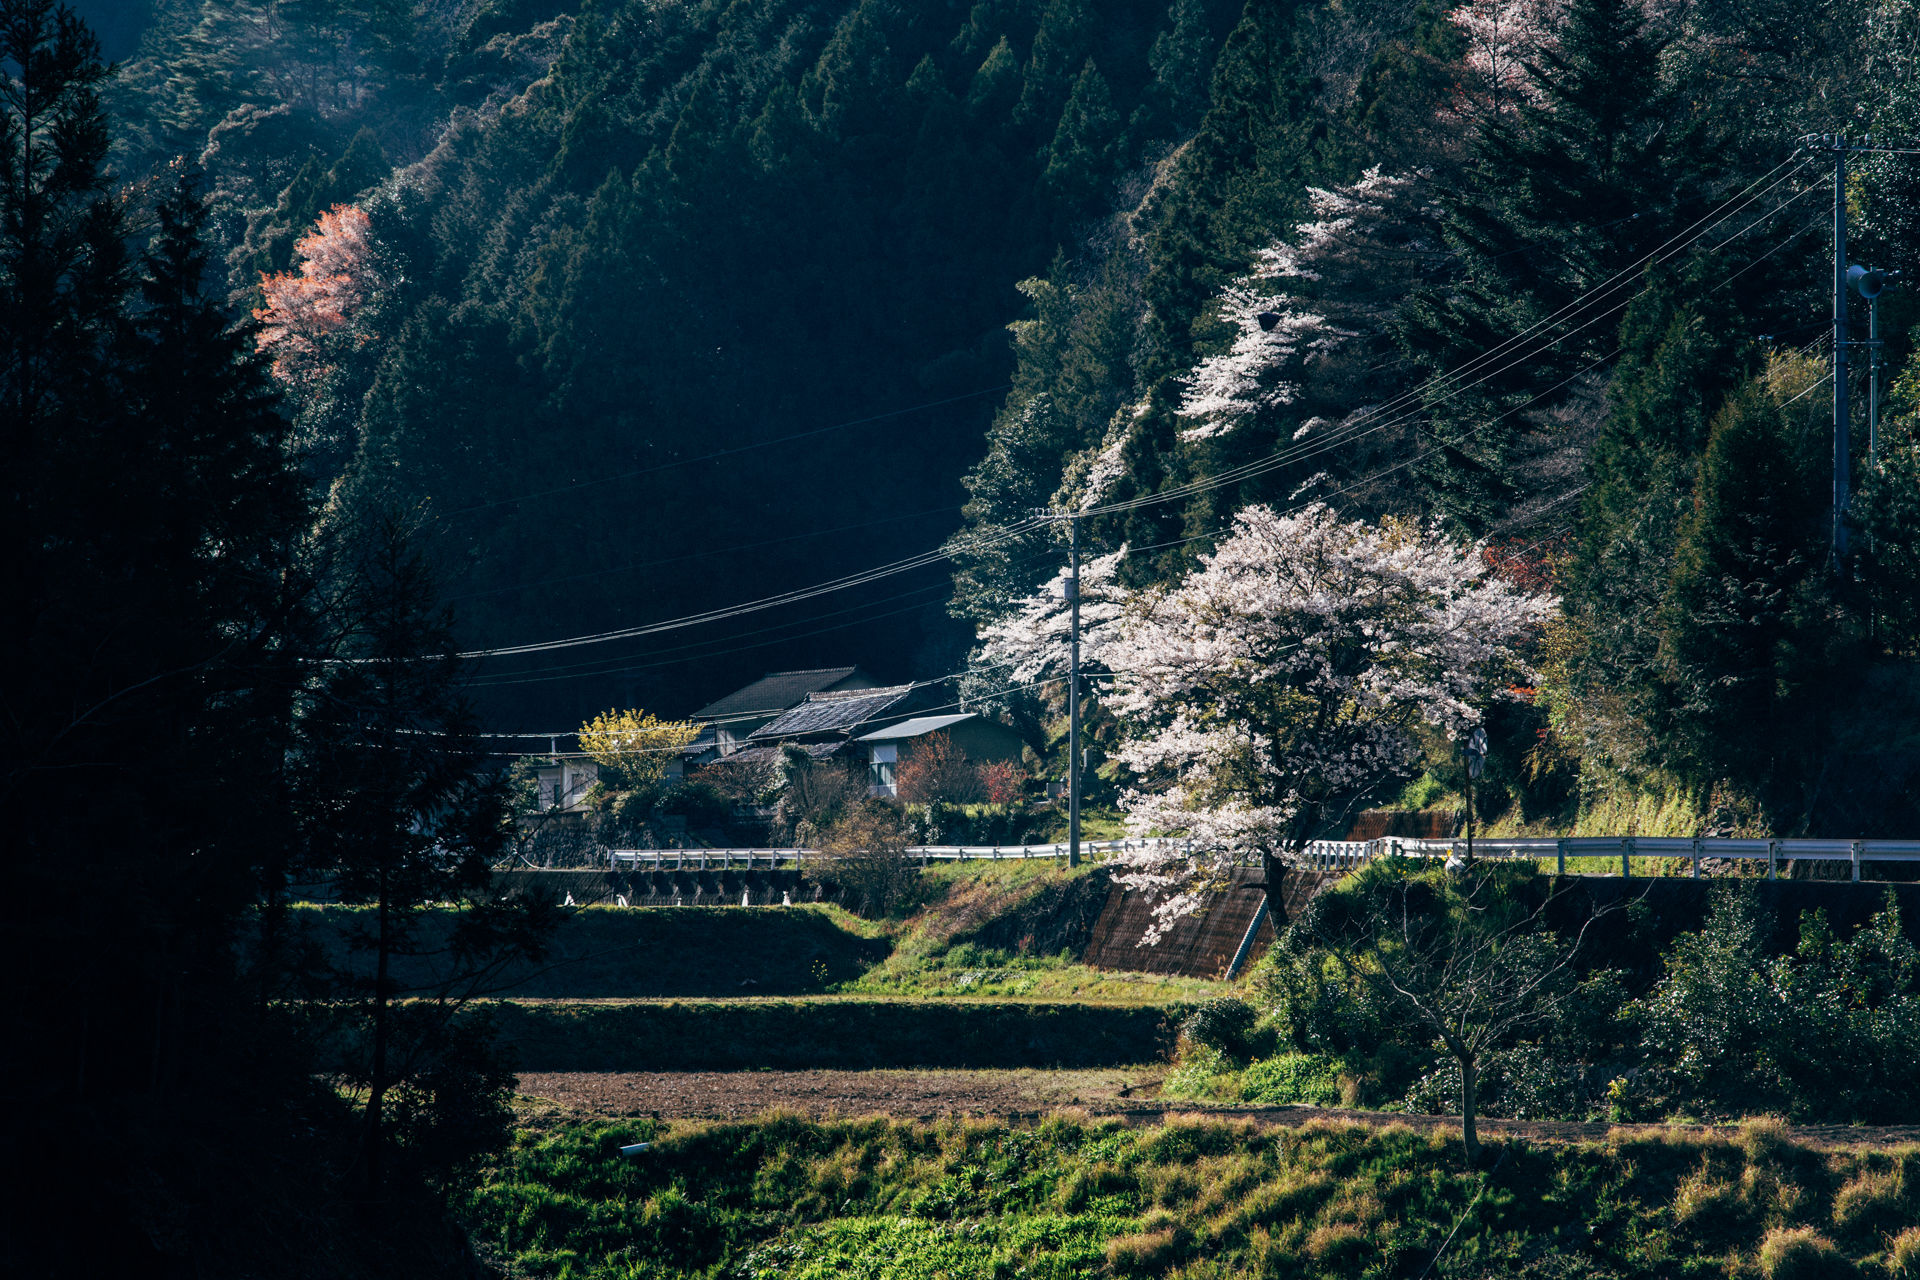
836,856,1227,1005
464,1111,1920,1279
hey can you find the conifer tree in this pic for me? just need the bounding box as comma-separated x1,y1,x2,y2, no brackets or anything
1659,359,1841,809
1043,59,1120,209
1401,0,1712,532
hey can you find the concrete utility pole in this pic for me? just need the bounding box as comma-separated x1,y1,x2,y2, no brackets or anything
1067,512,1081,868
1832,135,1851,566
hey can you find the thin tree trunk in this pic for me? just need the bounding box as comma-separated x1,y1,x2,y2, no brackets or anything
1459,1054,1480,1165
366,869,391,1201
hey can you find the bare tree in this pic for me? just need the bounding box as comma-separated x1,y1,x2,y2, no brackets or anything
1299,861,1616,1162
822,799,921,917
776,746,864,845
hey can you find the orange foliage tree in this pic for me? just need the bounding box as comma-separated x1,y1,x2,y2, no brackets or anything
253,204,378,387
894,732,986,805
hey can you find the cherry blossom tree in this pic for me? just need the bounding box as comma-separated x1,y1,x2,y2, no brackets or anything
1448,0,1561,121
974,545,1130,684
1097,503,1553,940
1173,168,1443,447
253,203,379,389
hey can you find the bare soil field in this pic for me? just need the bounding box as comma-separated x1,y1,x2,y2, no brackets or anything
517,1069,1920,1148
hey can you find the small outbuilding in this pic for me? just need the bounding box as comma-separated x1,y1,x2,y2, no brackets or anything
855,713,1025,796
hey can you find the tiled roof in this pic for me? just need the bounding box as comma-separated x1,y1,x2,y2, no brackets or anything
704,742,841,767
690,667,864,723
855,713,978,741
747,684,915,740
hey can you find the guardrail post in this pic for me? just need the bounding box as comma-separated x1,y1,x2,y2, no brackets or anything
1851,840,1861,882
1691,838,1701,879
1767,840,1777,881
1621,837,1633,878
1556,839,1566,877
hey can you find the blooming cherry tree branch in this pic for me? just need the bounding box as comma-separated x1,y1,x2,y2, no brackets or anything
1096,503,1553,940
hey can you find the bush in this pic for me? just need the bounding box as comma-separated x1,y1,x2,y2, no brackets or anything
978,760,1025,805
1240,1053,1344,1106
896,732,986,804
1635,887,1920,1123
1755,1226,1848,1280
1182,997,1261,1059
823,800,923,918
1890,1227,1920,1279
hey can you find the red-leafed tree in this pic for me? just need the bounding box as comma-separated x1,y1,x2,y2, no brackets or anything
253,203,378,387
895,732,987,805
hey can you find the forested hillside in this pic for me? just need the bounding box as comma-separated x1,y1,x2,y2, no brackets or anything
98,0,1920,828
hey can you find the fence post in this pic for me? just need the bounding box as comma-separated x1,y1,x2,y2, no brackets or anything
1767,840,1777,881
1851,840,1861,883
1622,837,1633,878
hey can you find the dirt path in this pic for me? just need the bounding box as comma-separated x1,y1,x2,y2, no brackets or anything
517,1070,1920,1149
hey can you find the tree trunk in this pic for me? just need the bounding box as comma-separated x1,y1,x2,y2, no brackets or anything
1459,1054,1480,1165
1262,849,1288,929
366,873,391,1201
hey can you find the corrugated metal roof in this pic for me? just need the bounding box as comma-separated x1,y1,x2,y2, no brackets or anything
747,684,914,739
690,667,864,722
854,713,978,741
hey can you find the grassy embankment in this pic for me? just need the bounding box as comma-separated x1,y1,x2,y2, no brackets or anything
301,857,1225,1072
293,858,1223,1005
465,1111,1920,1279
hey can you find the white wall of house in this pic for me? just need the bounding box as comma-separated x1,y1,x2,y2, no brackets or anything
535,759,598,810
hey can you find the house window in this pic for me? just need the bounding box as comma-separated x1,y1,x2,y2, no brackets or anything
869,743,897,792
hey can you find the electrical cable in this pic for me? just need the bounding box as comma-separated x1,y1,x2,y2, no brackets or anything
446,502,965,604
466,542,1069,687
443,383,1012,518
445,516,1045,660
351,154,1817,671
1079,159,1818,520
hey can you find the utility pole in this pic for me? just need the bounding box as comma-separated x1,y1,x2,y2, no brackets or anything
1831,133,1851,566
1067,512,1081,868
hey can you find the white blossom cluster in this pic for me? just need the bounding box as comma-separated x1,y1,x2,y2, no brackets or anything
1094,503,1553,940
1174,168,1429,441
1447,0,1688,121
975,546,1129,685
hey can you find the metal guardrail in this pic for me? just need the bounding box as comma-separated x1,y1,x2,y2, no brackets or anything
1300,835,1920,882
607,837,1190,870
609,836,1920,884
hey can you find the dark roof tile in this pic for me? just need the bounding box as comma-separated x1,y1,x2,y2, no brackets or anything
747,684,915,740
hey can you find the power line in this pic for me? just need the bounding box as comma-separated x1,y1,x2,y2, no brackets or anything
1080,158,1816,520
449,517,1043,660
445,502,964,604
390,153,1815,672
444,384,1012,518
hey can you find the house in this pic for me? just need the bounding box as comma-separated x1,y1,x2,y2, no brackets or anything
682,666,878,762
855,713,1025,797
735,683,922,762
531,758,598,813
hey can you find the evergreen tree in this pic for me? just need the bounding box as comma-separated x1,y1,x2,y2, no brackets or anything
1658,358,1842,812
1043,58,1121,209
1141,0,1324,375
1399,0,1714,532
1555,265,1758,771
295,510,547,1202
